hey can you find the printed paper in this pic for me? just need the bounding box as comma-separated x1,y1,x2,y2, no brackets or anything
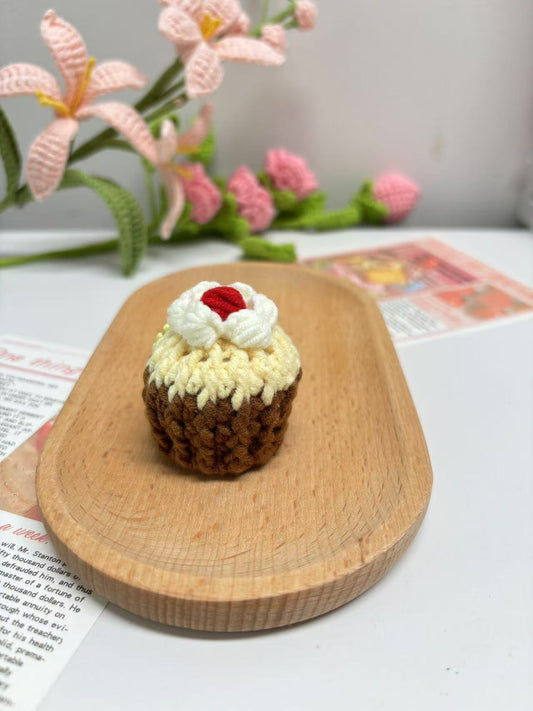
302,238,533,343
0,336,106,711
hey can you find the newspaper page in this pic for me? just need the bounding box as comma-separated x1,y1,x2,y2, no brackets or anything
302,238,533,343
0,335,106,711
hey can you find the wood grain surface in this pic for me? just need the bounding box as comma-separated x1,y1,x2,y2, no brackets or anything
36,263,432,632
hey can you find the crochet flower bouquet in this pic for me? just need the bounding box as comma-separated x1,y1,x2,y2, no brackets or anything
0,1,420,275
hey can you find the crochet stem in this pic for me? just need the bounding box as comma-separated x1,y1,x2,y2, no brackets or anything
144,93,188,124
270,3,296,23
0,185,33,211
143,160,158,224
250,2,295,36
69,127,116,164
271,204,363,231
104,139,136,152
0,229,300,269
0,231,220,270
0,239,119,267
240,237,296,262
135,57,183,112
150,79,185,106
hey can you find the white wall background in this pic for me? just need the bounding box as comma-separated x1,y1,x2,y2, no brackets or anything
1,0,532,229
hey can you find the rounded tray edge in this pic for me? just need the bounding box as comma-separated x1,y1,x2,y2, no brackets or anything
37,484,430,632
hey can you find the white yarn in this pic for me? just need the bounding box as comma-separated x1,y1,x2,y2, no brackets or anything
167,281,278,349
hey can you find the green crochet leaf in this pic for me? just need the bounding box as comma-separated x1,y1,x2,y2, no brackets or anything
240,237,296,263
353,180,388,224
257,172,325,217
0,106,22,199
60,170,147,275
273,189,299,212
175,201,194,228
221,190,239,215
190,131,216,168
308,205,362,230
271,203,362,231
270,191,328,229
150,113,180,140
165,192,250,243
295,191,326,215
205,192,250,242
169,202,201,240
227,216,251,242
256,170,272,188
274,189,326,216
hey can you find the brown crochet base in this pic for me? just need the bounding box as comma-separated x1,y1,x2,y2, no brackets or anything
142,368,302,476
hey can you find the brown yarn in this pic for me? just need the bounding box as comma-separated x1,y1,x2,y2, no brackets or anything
142,368,302,476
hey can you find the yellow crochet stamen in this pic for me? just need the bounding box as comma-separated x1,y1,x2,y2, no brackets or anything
168,163,193,180
200,13,222,41
35,57,96,118
36,92,71,117
177,143,200,156
71,57,96,113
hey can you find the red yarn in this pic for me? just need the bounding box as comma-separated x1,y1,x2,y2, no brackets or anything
201,286,247,321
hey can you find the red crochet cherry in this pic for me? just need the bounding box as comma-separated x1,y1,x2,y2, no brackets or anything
201,286,247,321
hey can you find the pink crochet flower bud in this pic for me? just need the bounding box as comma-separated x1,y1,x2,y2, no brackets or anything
265,148,318,200
295,1,317,30
228,165,275,232
181,163,222,224
233,11,251,35
372,173,421,222
261,24,287,51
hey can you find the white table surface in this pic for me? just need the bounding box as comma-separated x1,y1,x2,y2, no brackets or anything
1,229,532,711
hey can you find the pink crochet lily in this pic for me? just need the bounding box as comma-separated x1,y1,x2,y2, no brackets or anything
155,104,221,238
0,10,158,200
158,0,285,98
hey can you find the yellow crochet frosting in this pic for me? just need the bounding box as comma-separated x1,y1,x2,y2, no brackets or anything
147,324,301,411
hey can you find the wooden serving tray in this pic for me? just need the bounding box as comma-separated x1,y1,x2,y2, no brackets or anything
37,263,432,632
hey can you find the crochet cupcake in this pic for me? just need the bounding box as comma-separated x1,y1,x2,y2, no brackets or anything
142,281,302,475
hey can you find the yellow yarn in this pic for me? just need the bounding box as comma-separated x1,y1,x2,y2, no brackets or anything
35,57,96,118
200,13,222,41
35,92,71,117
70,57,96,113
147,324,301,411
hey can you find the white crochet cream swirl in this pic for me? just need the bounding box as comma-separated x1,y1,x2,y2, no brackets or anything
147,324,301,410
167,281,278,350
